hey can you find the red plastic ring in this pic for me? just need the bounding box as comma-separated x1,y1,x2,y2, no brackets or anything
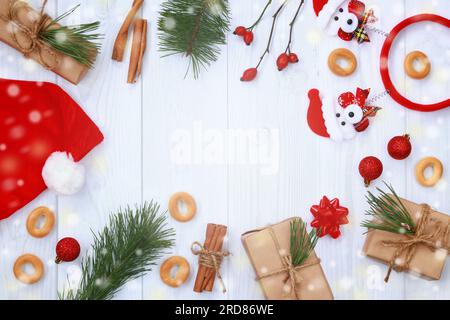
380,14,450,112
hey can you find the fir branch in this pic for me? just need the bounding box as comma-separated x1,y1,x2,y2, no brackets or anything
40,5,102,68
290,219,318,267
158,0,230,78
59,202,175,300
361,183,416,235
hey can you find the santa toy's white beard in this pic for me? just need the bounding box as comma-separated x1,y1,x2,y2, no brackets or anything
321,94,357,142
42,152,86,195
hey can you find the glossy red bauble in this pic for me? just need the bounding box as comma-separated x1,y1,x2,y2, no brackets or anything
388,134,412,160
359,156,384,187
55,237,81,264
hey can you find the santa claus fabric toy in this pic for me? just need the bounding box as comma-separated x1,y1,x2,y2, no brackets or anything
313,0,375,43
307,88,381,142
0,78,103,220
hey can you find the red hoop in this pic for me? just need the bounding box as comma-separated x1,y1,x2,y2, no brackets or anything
380,14,450,112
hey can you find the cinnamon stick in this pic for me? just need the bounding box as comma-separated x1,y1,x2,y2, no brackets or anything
112,0,144,62
193,223,216,293
203,225,227,292
136,19,148,79
127,19,146,83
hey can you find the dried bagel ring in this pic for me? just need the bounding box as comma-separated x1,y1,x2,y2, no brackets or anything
404,51,431,79
328,48,357,77
169,192,197,222
13,254,44,285
160,256,190,288
26,207,55,238
415,157,443,187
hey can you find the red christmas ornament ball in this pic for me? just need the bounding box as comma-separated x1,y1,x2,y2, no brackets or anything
55,237,80,264
388,134,412,160
359,156,383,187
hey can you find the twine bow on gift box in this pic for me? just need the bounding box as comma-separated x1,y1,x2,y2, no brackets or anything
256,226,320,300
0,0,58,69
191,241,230,293
382,204,450,283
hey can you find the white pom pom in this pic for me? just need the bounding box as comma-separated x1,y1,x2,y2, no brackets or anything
42,152,85,195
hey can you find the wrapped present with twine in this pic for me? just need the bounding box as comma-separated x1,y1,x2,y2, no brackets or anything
362,185,450,282
242,218,333,300
0,0,101,84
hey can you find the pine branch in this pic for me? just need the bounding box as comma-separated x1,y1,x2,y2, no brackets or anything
158,0,230,78
290,219,318,267
59,202,175,300
361,182,416,235
40,5,102,68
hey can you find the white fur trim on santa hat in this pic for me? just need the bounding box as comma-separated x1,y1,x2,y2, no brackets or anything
42,152,85,196
317,0,348,29
321,94,344,142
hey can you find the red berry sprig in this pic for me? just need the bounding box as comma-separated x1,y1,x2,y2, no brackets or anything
277,0,304,71
55,237,81,264
388,134,412,160
240,2,286,82
233,0,273,46
359,156,384,187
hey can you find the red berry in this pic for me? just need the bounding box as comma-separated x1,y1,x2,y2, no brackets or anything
288,53,299,63
233,26,246,36
240,68,258,82
388,134,412,160
243,31,254,45
55,237,80,264
359,156,383,187
276,53,289,71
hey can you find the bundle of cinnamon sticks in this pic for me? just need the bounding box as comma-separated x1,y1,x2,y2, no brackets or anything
193,224,228,293
112,0,147,83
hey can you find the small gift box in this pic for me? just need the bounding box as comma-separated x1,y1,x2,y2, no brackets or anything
362,186,450,282
0,0,100,84
242,218,334,300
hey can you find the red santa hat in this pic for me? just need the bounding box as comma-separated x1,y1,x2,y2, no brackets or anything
307,89,344,141
0,78,103,220
313,0,349,29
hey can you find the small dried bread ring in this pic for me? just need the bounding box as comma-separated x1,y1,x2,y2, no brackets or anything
415,157,443,187
13,254,44,285
26,207,55,238
160,256,190,288
169,192,197,222
328,48,357,77
404,51,431,79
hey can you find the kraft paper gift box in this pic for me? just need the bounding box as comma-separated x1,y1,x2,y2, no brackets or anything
0,0,95,84
363,197,450,281
242,217,334,300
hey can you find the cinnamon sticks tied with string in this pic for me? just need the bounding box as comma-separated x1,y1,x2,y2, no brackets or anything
192,224,229,293
112,0,147,83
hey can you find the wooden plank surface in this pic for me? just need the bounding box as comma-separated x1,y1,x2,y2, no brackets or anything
0,0,449,300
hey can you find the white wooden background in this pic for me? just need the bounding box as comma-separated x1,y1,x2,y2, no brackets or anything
0,0,449,300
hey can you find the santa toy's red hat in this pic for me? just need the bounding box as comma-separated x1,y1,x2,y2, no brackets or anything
0,79,103,220
313,0,349,29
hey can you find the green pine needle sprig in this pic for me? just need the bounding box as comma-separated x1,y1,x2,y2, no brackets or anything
290,219,319,267
40,5,102,68
361,183,416,235
158,0,230,78
59,202,175,300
